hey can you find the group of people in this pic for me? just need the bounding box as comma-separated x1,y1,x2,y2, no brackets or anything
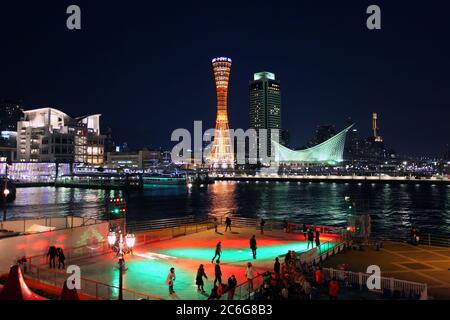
250,253,340,301
165,233,261,299
165,217,331,299
46,246,66,269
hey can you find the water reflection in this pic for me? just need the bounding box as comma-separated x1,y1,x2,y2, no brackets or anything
6,183,450,238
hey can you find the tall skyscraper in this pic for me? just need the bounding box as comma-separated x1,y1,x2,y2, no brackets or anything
249,72,281,159
210,57,234,168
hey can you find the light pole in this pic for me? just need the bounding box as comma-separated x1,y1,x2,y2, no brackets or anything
107,231,135,300
3,163,9,221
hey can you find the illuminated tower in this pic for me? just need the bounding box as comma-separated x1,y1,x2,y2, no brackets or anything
372,113,383,142
210,57,234,168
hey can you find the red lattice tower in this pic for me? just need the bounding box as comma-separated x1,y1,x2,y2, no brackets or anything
210,57,234,168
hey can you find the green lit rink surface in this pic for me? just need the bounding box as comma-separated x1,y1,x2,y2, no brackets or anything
159,241,335,262
76,230,338,300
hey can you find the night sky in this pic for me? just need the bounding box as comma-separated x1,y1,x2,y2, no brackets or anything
1,1,449,156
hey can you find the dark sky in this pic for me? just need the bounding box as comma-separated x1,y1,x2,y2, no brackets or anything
1,0,449,156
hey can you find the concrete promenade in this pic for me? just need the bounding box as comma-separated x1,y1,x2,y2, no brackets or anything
322,241,450,299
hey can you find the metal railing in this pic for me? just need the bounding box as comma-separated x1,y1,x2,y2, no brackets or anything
26,242,111,268
374,233,450,248
323,267,427,299
214,216,346,235
0,215,104,234
25,263,163,300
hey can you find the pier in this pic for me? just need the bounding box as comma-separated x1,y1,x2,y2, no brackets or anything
215,174,450,185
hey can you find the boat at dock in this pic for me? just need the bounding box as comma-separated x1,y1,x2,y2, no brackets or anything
142,173,186,186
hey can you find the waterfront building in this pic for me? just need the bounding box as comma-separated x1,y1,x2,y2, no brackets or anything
209,57,234,169
106,148,163,170
249,72,282,159
272,125,353,165
17,108,105,165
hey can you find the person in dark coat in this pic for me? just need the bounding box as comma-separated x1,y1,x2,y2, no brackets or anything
274,257,281,280
260,219,266,235
211,242,222,263
250,235,257,259
302,224,308,240
214,260,222,287
315,230,321,247
57,248,66,269
225,217,232,232
196,264,208,293
47,246,57,269
307,229,315,249
227,275,237,300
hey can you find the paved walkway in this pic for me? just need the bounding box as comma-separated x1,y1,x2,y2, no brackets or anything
322,241,450,299
72,227,338,300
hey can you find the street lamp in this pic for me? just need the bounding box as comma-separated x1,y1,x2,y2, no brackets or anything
107,230,135,300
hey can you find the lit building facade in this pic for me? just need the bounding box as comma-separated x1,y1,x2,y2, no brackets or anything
106,149,163,170
209,57,234,168
249,72,282,159
17,108,105,165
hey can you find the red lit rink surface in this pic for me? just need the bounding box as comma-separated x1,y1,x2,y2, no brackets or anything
75,227,339,300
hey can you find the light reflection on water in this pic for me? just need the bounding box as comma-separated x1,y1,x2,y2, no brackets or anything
6,182,450,238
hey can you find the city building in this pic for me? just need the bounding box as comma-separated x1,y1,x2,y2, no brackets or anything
17,108,105,164
209,57,234,169
106,148,163,170
272,125,353,165
249,71,282,159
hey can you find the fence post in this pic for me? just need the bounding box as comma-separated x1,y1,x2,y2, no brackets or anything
358,272,363,290
390,278,395,295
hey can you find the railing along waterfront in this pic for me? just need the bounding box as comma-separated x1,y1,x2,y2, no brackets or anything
0,215,104,235
24,263,162,300
374,233,450,248
323,267,427,299
26,242,111,267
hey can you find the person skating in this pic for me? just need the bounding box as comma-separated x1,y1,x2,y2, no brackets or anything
57,248,66,269
307,228,315,249
260,218,266,235
214,217,219,233
196,264,208,293
302,224,308,240
250,235,257,259
47,246,57,269
225,217,232,232
315,230,321,247
166,267,176,295
214,260,222,287
245,262,255,291
211,241,222,263
283,219,288,233
227,275,237,300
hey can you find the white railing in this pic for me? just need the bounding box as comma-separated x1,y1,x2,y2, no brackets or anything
323,267,427,299
25,263,163,300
